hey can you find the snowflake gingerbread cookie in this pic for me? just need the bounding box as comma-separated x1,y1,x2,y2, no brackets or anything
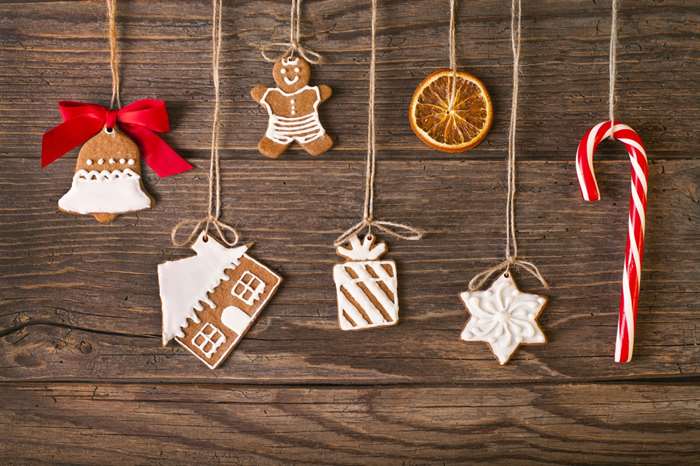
460,273,547,365
251,55,333,158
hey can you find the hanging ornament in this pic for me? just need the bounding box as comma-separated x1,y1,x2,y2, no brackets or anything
460,273,546,364
158,232,281,369
459,0,548,365
408,0,493,153
158,0,281,369
334,234,398,330
252,0,334,158
574,0,648,364
333,0,423,331
40,0,191,223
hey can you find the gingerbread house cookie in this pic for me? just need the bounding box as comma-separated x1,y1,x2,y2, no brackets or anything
251,55,333,158
158,232,282,369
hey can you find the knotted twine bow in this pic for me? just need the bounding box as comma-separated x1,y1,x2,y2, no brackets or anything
260,0,322,64
171,0,239,248
41,100,192,177
468,0,548,291
335,0,423,247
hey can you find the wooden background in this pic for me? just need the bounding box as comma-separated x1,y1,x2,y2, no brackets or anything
1,0,699,464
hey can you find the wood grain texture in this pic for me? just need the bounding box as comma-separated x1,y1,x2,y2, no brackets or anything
1,157,699,383
1,0,699,160
1,0,699,463
1,382,699,465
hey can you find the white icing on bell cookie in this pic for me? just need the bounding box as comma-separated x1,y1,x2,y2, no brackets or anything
58,168,152,215
460,273,546,364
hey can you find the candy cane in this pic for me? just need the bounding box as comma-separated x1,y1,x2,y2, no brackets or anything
576,121,648,363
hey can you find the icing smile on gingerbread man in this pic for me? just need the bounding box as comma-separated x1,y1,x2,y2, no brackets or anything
281,66,300,86
251,55,334,158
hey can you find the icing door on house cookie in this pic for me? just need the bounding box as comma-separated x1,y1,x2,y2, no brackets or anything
58,127,152,223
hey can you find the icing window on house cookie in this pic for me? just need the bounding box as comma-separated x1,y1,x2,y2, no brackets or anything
231,271,265,305
192,323,226,359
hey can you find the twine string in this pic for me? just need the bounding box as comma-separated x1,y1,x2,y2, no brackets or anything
468,0,547,291
334,0,423,247
171,0,239,248
609,0,619,130
505,0,521,263
106,0,121,109
260,0,322,64
448,0,458,111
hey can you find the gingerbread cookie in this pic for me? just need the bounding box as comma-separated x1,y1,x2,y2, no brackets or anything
333,234,399,330
58,126,153,223
251,55,333,158
460,273,547,365
158,232,282,369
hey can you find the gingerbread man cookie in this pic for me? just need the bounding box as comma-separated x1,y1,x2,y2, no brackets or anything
251,55,333,158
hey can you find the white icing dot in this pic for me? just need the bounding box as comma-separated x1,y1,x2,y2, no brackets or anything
127,159,135,166
109,158,115,164
86,159,93,166
97,158,104,165
294,67,300,73
119,158,126,164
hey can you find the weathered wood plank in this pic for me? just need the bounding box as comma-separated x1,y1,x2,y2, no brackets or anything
2,0,700,463
1,158,698,382
1,382,699,465
0,0,698,160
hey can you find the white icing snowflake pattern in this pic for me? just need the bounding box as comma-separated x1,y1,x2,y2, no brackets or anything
460,273,546,365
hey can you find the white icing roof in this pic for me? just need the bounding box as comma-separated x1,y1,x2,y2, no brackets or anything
158,232,248,345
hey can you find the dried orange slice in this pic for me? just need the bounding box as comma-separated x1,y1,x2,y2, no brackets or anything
409,69,493,153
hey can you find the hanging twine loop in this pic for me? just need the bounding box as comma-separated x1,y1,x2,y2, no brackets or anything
608,0,619,137
106,0,121,109
171,215,239,248
171,0,238,248
469,0,547,291
468,256,548,292
335,218,423,247
260,0,322,64
334,0,423,247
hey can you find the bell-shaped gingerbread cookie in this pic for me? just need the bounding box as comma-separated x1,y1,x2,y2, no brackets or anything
251,55,333,158
58,126,153,223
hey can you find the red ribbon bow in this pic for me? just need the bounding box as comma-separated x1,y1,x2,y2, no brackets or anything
41,99,192,177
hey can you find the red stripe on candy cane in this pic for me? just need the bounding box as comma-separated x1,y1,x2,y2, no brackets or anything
575,121,648,363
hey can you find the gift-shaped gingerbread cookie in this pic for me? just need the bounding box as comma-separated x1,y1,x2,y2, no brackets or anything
251,55,333,158
333,234,399,330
